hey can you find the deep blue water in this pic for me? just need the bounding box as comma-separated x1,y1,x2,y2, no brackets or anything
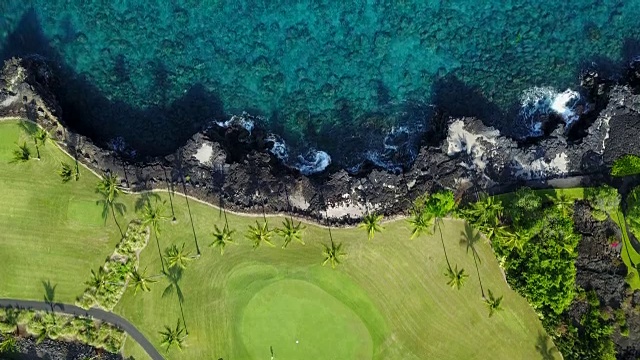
1,1,639,172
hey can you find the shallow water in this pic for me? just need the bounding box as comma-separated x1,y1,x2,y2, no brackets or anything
1,1,639,171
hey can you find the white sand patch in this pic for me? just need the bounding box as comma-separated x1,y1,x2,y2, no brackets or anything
289,193,310,211
194,143,214,165
514,152,569,179
597,115,611,154
324,200,368,218
446,120,500,171
0,94,18,107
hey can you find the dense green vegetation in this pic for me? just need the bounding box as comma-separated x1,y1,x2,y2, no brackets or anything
462,185,640,360
554,291,616,360
0,307,125,353
611,154,640,177
0,119,557,360
462,188,579,316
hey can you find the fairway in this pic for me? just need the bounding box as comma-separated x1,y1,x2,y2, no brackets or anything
0,119,560,360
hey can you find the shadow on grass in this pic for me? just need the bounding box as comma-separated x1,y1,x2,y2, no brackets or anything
535,331,558,360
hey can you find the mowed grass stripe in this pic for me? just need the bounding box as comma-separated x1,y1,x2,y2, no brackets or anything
0,120,127,302
0,120,560,360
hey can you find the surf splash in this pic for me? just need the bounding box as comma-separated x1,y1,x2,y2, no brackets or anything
517,87,588,138
265,134,331,175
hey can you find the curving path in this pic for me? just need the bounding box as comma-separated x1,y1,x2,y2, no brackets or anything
0,299,163,360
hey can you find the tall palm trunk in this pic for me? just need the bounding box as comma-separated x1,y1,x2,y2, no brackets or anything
181,178,200,256
163,168,176,221
155,232,165,273
121,159,130,188
223,208,230,230
437,219,452,271
110,204,124,237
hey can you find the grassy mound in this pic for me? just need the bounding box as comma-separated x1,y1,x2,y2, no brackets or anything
0,119,559,360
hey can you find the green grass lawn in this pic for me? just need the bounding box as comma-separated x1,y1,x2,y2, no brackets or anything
0,119,559,359
0,119,129,302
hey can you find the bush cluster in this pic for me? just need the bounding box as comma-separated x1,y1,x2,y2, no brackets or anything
611,154,640,177
0,308,125,353
462,188,579,316
553,291,616,360
460,188,621,358
77,222,149,310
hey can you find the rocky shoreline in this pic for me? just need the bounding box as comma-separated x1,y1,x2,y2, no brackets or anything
2,57,640,226
2,56,640,359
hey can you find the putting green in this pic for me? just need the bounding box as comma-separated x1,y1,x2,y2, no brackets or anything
241,279,373,360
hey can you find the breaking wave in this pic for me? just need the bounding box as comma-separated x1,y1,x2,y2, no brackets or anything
266,134,331,175
517,87,588,138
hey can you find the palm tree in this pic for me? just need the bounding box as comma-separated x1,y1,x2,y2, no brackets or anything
12,142,31,162
496,227,531,251
3,307,20,335
276,218,306,248
460,223,485,298
246,220,275,249
550,193,574,217
322,240,347,269
164,243,194,270
162,267,188,334
408,205,434,239
0,334,17,355
96,172,126,236
359,213,384,240
426,190,456,273
59,162,74,183
159,320,186,353
85,267,107,293
33,127,49,160
484,289,504,317
210,224,236,255
445,265,468,290
141,200,170,272
463,195,503,228
34,312,58,343
129,267,157,295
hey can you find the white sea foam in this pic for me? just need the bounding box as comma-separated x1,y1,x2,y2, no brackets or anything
266,134,289,161
550,89,581,127
296,149,331,175
351,125,419,174
519,87,584,136
216,114,255,133
265,134,331,175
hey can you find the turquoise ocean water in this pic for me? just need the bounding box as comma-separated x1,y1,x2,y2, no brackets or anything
1,1,639,172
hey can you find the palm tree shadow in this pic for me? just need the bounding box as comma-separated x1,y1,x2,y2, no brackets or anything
42,280,62,311
535,331,558,360
18,121,38,137
460,222,482,251
460,222,485,298
162,266,189,334
171,150,200,255
135,192,162,213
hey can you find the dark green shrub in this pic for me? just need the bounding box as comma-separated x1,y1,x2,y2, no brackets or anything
611,154,640,177
585,185,620,221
